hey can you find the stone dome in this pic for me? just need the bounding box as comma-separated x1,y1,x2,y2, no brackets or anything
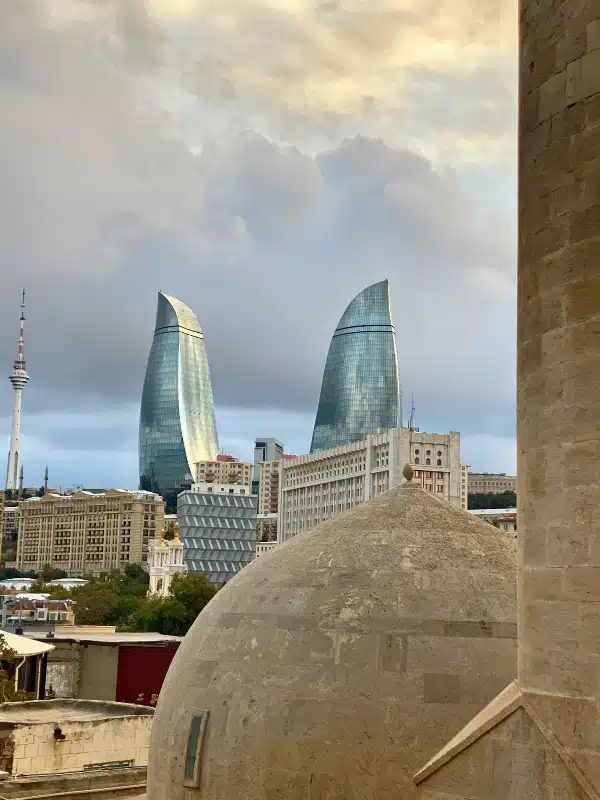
148,483,517,799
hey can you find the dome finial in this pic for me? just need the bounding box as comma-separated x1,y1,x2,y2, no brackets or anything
402,463,414,483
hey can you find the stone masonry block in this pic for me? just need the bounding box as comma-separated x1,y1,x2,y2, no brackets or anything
588,20,600,52
562,567,600,601
539,70,566,120
566,49,600,104
424,674,460,705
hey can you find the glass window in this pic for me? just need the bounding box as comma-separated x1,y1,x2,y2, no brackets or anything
310,281,399,452
183,713,208,787
139,293,219,497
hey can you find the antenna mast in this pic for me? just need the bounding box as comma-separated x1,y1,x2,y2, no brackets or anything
5,290,30,491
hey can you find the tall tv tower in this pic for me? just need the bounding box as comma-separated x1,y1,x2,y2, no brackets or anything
5,291,29,491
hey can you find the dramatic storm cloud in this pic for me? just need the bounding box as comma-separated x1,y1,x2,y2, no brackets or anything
0,0,517,488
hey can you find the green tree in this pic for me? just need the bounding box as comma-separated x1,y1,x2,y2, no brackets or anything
131,572,216,636
123,564,150,585
468,491,516,510
40,564,68,582
71,566,151,627
0,568,39,580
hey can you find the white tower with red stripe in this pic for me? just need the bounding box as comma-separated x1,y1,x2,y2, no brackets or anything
5,291,29,491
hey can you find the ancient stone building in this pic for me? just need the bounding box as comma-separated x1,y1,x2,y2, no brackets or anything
415,2,600,797
148,481,516,798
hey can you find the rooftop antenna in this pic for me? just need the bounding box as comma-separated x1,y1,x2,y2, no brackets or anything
399,388,403,429
408,394,416,432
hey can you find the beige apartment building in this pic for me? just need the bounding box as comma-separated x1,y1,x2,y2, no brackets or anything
256,460,280,544
278,428,467,541
469,508,517,535
0,491,3,562
467,472,517,494
16,489,164,575
194,455,253,490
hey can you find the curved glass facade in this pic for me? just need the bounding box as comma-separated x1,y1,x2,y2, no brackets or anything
310,280,399,453
139,293,219,498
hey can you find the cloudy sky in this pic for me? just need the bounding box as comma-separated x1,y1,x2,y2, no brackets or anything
0,0,517,490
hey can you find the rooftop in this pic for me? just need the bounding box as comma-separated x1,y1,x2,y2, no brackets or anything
470,508,517,515
0,699,154,725
21,489,162,503
30,630,182,645
1,630,54,657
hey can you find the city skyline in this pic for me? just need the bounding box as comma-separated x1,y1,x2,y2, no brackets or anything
0,1,517,490
0,281,516,490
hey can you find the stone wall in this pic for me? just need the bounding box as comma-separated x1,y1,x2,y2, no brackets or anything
10,715,152,776
45,641,81,697
79,645,119,700
414,1,600,797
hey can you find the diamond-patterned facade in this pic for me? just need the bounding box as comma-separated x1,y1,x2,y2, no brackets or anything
177,490,257,586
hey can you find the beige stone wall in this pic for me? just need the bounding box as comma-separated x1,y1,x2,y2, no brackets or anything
11,716,152,776
78,646,118,701
414,2,600,797
419,706,588,799
45,642,81,698
518,0,600,704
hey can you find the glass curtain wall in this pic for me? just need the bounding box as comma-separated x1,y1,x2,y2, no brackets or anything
139,293,219,499
310,280,400,452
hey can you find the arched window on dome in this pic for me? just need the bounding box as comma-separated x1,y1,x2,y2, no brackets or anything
415,457,420,464
426,458,431,465
183,712,209,788
437,458,442,466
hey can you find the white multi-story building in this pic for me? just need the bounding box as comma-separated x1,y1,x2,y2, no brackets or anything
278,428,466,542
148,533,186,597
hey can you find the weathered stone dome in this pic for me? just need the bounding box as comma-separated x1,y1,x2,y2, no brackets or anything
148,483,517,799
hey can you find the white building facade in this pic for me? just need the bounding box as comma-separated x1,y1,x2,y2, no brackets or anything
147,534,186,598
278,428,466,542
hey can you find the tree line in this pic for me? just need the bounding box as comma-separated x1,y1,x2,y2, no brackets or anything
7,565,216,637
467,491,517,510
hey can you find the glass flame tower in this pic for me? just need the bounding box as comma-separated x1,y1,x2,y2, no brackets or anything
139,292,219,498
310,279,400,453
